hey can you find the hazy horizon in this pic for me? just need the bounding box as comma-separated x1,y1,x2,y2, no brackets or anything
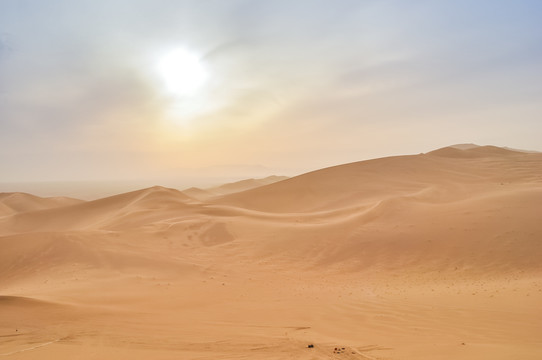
0,142,538,199
1,1,541,184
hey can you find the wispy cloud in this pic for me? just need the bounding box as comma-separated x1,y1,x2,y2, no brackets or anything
1,0,541,182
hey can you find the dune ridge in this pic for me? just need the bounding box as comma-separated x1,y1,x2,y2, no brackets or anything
0,192,83,217
216,148,541,212
182,175,288,200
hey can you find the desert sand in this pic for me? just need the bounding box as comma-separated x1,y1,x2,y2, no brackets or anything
1,145,541,359
183,175,289,200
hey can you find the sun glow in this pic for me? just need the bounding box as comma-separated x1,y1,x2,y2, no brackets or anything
157,48,208,96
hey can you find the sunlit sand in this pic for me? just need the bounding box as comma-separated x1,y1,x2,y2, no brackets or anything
1,145,541,359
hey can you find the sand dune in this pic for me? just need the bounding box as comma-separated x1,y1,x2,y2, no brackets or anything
208,175,289,195
1,145,541,359
182,175,288,200
429,144,525,158
182,186,216,200
0,186,199,234
0,193,83,217
216,147,541,212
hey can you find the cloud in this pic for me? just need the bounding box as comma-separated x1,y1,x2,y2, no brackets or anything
1,0,541,182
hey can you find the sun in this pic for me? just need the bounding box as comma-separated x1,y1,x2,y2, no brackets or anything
157,48,208,96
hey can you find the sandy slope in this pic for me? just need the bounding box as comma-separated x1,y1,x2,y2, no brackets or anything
1,145,541,359
0,193,83,217
216,145,541,212
182,175,288,200
207,175,289,195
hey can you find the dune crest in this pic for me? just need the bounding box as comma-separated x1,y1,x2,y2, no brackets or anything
182,175,288,200
0,192,83,216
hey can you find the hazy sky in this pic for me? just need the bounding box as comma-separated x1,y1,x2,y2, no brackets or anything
1,0,541,184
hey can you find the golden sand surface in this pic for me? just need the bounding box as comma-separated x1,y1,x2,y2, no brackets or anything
1,146,541,359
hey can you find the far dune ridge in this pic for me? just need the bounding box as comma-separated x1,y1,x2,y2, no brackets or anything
182,175,288,200
1,145,541,360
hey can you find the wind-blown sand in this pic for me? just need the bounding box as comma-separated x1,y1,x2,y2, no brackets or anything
1,145,541,359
